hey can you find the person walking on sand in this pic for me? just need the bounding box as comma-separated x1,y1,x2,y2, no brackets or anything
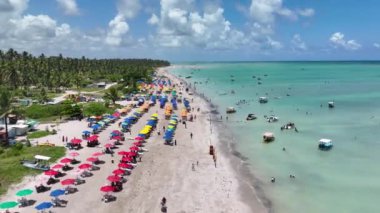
192,163,195,171
174,139,177,146
190,132,193,139
62,136,65,142
65,136,68,143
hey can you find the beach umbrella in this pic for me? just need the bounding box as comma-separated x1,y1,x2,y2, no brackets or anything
118,163,133,169
111,136,123,141
15,189,33,197
70,138,82,144
78,163,92,170
44,170,58,176
130,146,139,151
121,156,133,162
112,169,125,176
35,202,53,211
135,136,144,141
104,143,113,148
60,158,72,164
51,164,64,170
0,201,18,209
87,135,99,142
50,189,65,197
128,152,137,157
133,142,142,146
61,179,75,186
112,130,121,134
107,175,121,182
92,152,104,157
100,186,114,193
82,130,91,134
118,151,129,156
86,157,98,163
69,152,80,157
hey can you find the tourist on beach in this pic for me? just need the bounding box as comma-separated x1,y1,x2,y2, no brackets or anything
190,132,193,139
65,136,68,142
174,139,177,146
271,177,276,183
192,163,195,171
62,136,65,142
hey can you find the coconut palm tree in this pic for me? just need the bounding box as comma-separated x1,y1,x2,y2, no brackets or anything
104,87,119,104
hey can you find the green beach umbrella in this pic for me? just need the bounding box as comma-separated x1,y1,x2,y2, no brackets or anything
16,189,33,197
0,201,18,209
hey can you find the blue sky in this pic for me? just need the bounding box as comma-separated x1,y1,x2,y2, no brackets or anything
0,0,379,61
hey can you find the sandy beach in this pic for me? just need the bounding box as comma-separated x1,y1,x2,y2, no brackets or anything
0,67,267,213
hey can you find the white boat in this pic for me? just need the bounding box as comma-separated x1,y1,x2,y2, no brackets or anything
263,132,275,142
259,97,268,103
328,101,334,108
319,138,333,150
226,107,236,114
267,115,279,123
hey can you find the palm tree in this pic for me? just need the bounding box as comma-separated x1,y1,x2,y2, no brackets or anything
104,87,119,104
0,87,12,146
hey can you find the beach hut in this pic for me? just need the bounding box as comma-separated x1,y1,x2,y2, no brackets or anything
263,132,275,142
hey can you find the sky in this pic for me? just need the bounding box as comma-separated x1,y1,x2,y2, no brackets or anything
0,0,380,61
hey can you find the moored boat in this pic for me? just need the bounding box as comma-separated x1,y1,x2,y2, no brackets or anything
259,97,268,103
263,132,275,142
319,138,333,150
226,107,236,114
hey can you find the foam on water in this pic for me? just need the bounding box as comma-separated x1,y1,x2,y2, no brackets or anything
170,62,380,213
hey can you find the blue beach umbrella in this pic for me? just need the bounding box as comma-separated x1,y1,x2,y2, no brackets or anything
82,130,91,134
35,202,53,211
50,189,65,197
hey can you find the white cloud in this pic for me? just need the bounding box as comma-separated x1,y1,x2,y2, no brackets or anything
56,0,79,16
291,34,307,50
105,0,141,46
266,36,282,49
374,43,380,48
116,0,141,19
297,8,315,17
149,0,248,50
148,13,159,25
105,14,129,46
10,15,58,41
248,0,314,24
330,32,361,50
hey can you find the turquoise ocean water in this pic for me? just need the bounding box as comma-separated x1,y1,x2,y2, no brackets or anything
169,62,380,213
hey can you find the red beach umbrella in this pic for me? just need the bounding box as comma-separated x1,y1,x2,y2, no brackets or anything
134,136,144,141
128,152,137,157
100,185,114,193
121,156,133,162
112,130,121,134
118,163,133,169
117,151,129,156
133,142,142,146
70,138,82,144
78,163,92,170
129,146,139,151
86,157,98,163
111,136,122,141
107,175,121,182
61,178,75,186
112,169,125,176
104,143,113,148
69,152,80,157
92,152,104,157
44,170,58,176
87,135,99,142
60,158,72,164
52,164,64,170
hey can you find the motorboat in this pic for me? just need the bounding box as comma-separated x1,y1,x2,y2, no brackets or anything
246,114,257,121
281,122,295,130
20,155,50,171
259,97,268,103
226,107,236,114
328,101,335,108
319,138,333,150
263,132,275,142
266,115,279,123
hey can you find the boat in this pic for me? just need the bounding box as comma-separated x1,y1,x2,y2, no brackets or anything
328,101,334,108
259,97,268,103
226,107,236,114
319,138,333,150
281,122,295,130
185,76,192,79
266,115,278,123
20,155,51,171
263,132,275,142
246,114,257,120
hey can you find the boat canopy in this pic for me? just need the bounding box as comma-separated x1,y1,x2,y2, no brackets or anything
35,155,51,161
319,138,332,144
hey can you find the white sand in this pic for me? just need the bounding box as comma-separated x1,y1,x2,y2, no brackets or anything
0,68,267,213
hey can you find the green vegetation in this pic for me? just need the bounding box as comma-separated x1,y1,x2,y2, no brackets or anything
0,145,65,195
0,48,169,93
83,102,113,116
104,87,120,104
24,100,81,119
27,131,51,139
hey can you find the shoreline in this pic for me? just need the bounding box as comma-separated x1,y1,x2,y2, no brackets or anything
163,66,270,212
